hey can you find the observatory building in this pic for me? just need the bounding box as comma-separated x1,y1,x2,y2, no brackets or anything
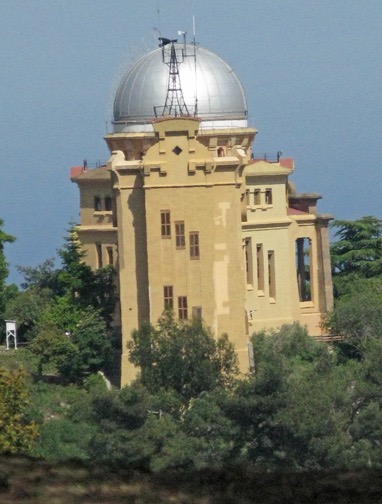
71,40,333,385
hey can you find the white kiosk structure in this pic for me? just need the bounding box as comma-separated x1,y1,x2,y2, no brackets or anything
5,320,17,350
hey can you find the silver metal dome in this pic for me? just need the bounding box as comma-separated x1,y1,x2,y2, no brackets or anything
113,44,248,132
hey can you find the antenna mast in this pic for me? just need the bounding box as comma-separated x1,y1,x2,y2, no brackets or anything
156,0,161,39
157,38,189,117
192,14,198,116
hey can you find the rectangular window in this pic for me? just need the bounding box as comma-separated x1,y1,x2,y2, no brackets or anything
245,189,250,206
104,196,112,211
161,210,171,238
164,285,174,310
178,296,188,319
192,306,202,319
94,196,102,211
257,244,264,292
106,246,113,266
175,221,185,249
244,238,253,286
189,231,200,259
96,243,102,269
254,189,261,205
268,251,276,299
265,188,273,205
296,238,312,302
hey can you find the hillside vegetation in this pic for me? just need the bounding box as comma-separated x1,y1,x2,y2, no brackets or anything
0,217,381,501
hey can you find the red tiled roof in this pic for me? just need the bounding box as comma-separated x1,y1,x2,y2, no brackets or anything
288,207,309,215
70,166,84,178
279,158,294,169
249,157,294,169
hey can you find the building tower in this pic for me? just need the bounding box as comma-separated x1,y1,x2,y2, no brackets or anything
71,39,333,386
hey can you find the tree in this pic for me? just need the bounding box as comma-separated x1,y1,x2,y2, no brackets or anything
223,324,355,470
57,227,95,302
29,328,78,377
17,258,59,292
57,227,116,324
36,295,84,335
29,306,113,382
129,312,239,401
0,219,15,322
326,216,382,350
0,368,38,454
169,389,239,470
90,382,158,469
4,287,54,341
272,357,363,470
325,278,382,352
330,216,382,296
89,383,235,472
8,226,117,346
63,308,113,381
234,323,382,471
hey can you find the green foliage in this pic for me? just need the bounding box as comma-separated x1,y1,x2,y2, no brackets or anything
218,325,357,470
362,338,382,390
0,219,15,322
33,417,96,462
85,322,382,472
129,312,239,401
29,328,78,377
89,322,382,472
229,324,332,469
89,382,227,472
4,319,382,473
4,283,18,304
63,309,113,381
37,295,83,334
0,368,38,454
230,323,382,471
11,226,117,339
5,287,54,341
91,265,117,326
56,228,116,324
90,383,153,469
29,308,113,382
27,382,97,462
28,382,89,423
0,348,40,374
17,258,59,292
325,278,382,351
276,359,363,469
330,216,382,296
82,373,109,394
92,382,151,430
175,390,239,469
56,228,94,301
327,216,382,350
7,225,116,384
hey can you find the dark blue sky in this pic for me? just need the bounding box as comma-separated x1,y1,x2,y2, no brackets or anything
1,0,381,284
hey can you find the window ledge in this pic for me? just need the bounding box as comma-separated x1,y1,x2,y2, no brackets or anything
299,301,315,309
